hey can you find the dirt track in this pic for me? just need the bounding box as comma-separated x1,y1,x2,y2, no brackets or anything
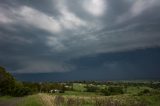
0,97,23,106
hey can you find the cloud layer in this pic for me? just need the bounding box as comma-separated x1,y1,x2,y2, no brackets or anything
0,0,160,74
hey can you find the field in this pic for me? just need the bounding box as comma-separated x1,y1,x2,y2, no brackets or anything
0,82,160,106
1,93,160,106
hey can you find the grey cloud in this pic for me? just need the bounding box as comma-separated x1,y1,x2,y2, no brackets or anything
0,0,160,73
12,60,75,73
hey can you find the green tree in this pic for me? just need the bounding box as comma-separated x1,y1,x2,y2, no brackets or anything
0,66,15,95
0,66,33,96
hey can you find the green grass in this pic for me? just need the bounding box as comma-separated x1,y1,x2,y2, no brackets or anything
139,95,160,106
1,84,160,106
73,83,87,92
0,96,13,99
17,95,43,106
126,86,152,95
0,93,159,106
126,86,141,95
0,96,13,101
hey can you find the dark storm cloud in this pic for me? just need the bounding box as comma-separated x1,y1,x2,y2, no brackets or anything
13,48,160,81
0,0,160,78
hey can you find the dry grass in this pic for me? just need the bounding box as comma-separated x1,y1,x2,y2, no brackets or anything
38,93,55,106
32,93,148,106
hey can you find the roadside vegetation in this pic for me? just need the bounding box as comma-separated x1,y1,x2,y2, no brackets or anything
17,94,43,106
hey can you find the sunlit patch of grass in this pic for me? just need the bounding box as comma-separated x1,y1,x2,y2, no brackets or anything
137,95,160,106
38,93,55,106
17,94,43,106
73,83,87,92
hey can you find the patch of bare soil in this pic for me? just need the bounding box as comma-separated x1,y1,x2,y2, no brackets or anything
0,97,23,106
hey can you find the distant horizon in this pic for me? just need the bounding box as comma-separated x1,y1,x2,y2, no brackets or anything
12,73,160,82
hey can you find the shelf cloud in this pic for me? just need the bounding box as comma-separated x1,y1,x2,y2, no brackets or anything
0,0,160,79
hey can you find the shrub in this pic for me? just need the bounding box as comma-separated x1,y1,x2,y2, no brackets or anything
12,87,33,97
108,86,124,95
138,89,150,96
101,86,124,96
101,88,110,96
85,85,99,92
59,90,65,93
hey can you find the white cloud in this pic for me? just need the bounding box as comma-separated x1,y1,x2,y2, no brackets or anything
117,0,159,23
131,0,157,17
83,0,106,16
15,6,62,33
0,7,13,24
1,4,89,33
59,9,87,29
0,13,12,24
47,36,67,52
0,6,62,33
18,5,87,32
56,0,88,30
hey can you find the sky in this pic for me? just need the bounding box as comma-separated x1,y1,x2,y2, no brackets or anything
0,0,160,81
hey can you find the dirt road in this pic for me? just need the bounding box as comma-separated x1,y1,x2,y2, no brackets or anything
0,97,23,106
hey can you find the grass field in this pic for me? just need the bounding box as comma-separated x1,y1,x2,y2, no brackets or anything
15,93,160,106
0,96,13,101
17,95,43,106
0,92,160,106
0,82,160,106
